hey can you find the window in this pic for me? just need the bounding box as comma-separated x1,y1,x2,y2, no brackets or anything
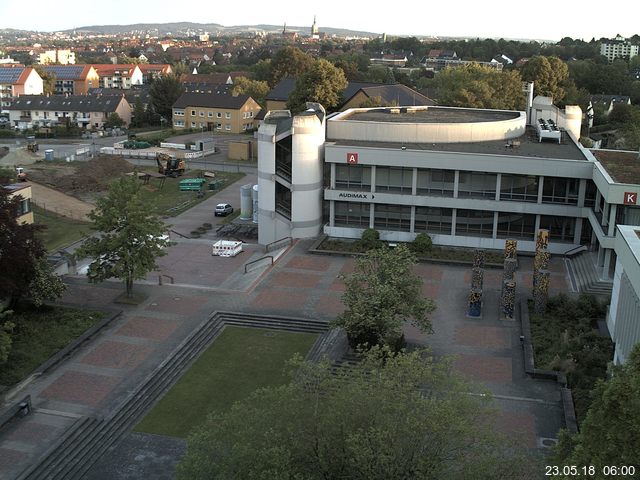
416,169,454,196
456,209,495,237
584,180,597,208
500,174,539,202
249,111,254,117
216,123,222,130
335,201,370,227
18,198,31,216
174,110,184,116
216,112,222,118
225,124,231,131
191,122,196,128
539,215,575,242
335,165,372,190
415,207,452,234
542,177,578,205
174,120,185,127
496,212,536,239
191,110,196,116
208,112,213,117
458,171,497,199
199,111,204,117
375,167,413,194
225,112,231,119
374,204,411,232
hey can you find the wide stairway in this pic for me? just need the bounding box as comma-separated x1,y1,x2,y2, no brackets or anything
566,252,613,296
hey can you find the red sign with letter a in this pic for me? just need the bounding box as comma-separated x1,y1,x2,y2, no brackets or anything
624,192,637,205
346,152,358,165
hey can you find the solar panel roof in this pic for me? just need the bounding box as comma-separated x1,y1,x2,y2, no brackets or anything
0,67,25,84
43,65,86,80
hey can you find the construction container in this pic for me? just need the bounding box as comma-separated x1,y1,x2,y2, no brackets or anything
44,149,54,161
179,178,206,191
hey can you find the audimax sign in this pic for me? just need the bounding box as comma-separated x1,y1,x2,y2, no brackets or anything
338,192,375,199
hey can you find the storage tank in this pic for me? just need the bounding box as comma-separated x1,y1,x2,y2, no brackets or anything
252,184,258,223
240,183,252,220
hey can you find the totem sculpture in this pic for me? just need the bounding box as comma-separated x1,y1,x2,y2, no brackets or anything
501,239,518,319
533,229,551,314
467,249,486,317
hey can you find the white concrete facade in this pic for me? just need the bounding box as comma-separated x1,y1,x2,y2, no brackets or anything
607,226,640,364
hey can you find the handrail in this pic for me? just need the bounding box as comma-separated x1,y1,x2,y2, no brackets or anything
158,274,174,285
564,244,587,257
169,229,190,239
265,236,292,253
0,395,32,430
244,255,274,273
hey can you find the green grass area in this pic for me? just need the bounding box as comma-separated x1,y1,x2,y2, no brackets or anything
135,326,318,438
137,170,244,217
33,205,92,252
0,306,104,387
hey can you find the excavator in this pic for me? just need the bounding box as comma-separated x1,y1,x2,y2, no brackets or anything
15,166,27,181
26,136,38,153
156,153,186,177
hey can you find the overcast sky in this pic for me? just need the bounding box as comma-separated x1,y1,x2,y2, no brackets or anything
1,0,637,41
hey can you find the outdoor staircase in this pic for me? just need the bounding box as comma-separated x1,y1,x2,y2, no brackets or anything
17,312,329,480
566,252,613,297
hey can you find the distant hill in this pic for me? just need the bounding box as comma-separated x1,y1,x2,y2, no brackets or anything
70,22,378,38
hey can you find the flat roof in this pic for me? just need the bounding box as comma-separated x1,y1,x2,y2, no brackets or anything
329,126,587,161
591,150,640,184
342,106,520,124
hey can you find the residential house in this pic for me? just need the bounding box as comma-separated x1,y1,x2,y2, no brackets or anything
138,64,172,84
7,94,131,130
172,92,260,133
369,53,408,67
0,67,43,110
42,65,100,95
491,54,513,66
4,183,33,225
92,64,143,89
590,94,632,116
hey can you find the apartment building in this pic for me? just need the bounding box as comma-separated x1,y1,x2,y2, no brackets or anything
37,49,76,65
0,67,43,110
92,64,143,89
138,64,172,84
7,94,131,130
4,183,33,225
172,92,260,133
42,65,100,95
600,36,639,62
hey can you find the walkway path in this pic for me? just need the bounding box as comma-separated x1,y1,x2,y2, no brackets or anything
28,181,94,221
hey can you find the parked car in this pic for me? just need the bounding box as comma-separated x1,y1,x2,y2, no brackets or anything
215,203,234,216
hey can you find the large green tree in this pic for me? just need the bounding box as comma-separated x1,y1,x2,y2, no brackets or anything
433,64,524,110
33,65,56,95
269,46,314,87
231,76,269,107
149,74,185,124
177,347,536,480
332,244,435,348
520,56,569,102
554,343,640,478
286,59,348,114
76,176,169,297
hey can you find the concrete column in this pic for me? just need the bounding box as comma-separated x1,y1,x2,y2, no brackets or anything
595,190,601,212
369,203,375,228
370,165,376,194
603,249,612,280
574,218,583,245
451,208,457,236
534,214,541,235
453,170,460,199
602,201,610,228
410,205,416,233
492,211,498,238
608,204,618,236
537,176,544,204
495,173,501,201
412,167,417,196
330,163,336,189
329,200,335,227
578,179,586,208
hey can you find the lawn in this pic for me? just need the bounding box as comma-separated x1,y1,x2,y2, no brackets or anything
135,326,318,438
33,205,92,251
137,170,245,217
0,306,104,387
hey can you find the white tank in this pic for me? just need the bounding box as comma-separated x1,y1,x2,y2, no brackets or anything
240,183,252,220
252,184,259,224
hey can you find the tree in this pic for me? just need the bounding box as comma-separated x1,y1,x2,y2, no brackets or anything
555,343,640,477
178,347,536,480
33,65,56,96
230,76,269,107
358,95,398,108
75,176,170,297
149,74,185,123
332,244,435,349
0,308,14,365
520,56,569,102
104,112,125,129
27,258,67,307
287,59,348,113
130,98,147,128
269,46,314,86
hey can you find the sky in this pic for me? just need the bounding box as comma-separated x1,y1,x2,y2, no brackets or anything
1,0,638,41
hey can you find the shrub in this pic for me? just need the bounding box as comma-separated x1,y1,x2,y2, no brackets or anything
411,233,433,254
359,228,383,251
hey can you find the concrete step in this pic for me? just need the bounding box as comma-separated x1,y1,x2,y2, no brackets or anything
568,253,612,296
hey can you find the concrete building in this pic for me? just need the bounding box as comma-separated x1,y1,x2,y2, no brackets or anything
172,92,260,133
4,183,33,225
0,67,43,111
7,94,131,130
42,65,100,95
607,225,640,364
600,36,639,62
37,49,76,65
257,100,640,285
92,64,143,89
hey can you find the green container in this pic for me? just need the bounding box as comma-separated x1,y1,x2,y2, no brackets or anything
179,178,207,191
